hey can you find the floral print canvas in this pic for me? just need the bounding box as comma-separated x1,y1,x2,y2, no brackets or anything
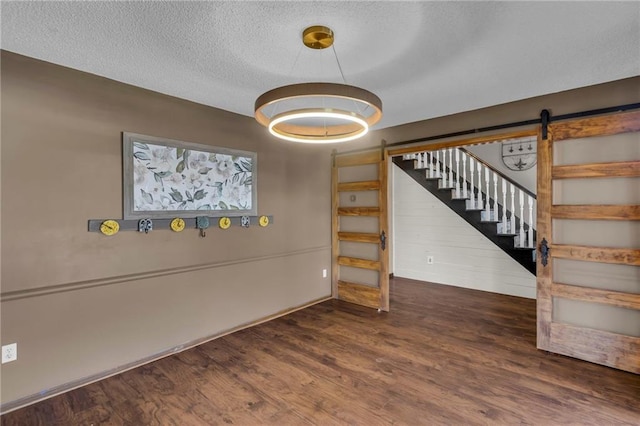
123,133,256,219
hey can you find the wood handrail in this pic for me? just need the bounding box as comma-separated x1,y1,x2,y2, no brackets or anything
458,148,536,199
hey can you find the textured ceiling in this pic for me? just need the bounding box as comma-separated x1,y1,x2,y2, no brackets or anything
2,1,639,130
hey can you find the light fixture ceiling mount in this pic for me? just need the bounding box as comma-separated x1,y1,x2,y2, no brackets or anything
254,26,382,144
302,25,334,50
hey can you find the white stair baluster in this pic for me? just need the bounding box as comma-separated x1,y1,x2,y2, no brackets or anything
435,151,440,178
528,195,534,248
429,151,436,178
462,154,468,199
448,148,453,189
443,150,448,182
455,149,461,197
424,152,431,179
439,149,445,186
416,152,422,169
468,158,475,208
519,189,525,247
424,152,429,177
440,149,449,188
510,183,515,234
476,162,483,210
442,149,448,187
424,157,429,179
501,178,507,232
432,151,437,178
485,167,490,219
493,172,498,221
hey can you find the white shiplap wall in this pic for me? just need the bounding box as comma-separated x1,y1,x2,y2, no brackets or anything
392,165,536,299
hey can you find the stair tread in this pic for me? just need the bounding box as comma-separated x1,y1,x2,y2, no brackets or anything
480,220,500,223
497,233,518,236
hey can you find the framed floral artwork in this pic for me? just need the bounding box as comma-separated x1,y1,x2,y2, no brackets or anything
123,132,257,219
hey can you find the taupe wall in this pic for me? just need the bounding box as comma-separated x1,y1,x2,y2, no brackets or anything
0,51,333,406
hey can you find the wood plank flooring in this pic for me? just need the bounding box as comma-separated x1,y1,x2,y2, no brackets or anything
3,278,639,425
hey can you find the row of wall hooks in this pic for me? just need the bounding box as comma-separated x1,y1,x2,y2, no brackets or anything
88,215,273,237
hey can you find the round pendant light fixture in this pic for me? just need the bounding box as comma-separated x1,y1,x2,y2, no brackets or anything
254,26,383,144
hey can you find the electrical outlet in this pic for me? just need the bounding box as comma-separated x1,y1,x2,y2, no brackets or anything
2,343,17,364
322,269,327,278
427,256,434,265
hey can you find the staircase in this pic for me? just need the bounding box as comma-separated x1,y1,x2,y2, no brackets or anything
393,148,537,275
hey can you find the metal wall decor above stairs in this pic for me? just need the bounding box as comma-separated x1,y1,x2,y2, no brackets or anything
393,148,537,275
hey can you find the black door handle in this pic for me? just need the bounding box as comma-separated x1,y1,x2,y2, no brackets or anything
540,238,550,266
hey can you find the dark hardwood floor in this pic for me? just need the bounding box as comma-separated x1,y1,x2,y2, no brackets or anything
3,278,639,425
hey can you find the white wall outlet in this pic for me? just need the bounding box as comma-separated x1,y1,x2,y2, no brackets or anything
427,256,434,265
2,343,17,364
322,269,328,278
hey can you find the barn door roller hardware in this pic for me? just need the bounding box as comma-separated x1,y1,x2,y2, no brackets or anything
540,109,550,140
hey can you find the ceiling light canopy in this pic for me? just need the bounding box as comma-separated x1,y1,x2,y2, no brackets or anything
254,26,382,144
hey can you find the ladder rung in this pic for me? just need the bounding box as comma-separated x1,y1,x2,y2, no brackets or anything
338,232,380,243
337,207,380,216
337,181,380,192
337,256,381,270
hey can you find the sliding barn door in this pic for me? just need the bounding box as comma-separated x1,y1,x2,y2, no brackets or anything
332,148,389,311
537,110,640,373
